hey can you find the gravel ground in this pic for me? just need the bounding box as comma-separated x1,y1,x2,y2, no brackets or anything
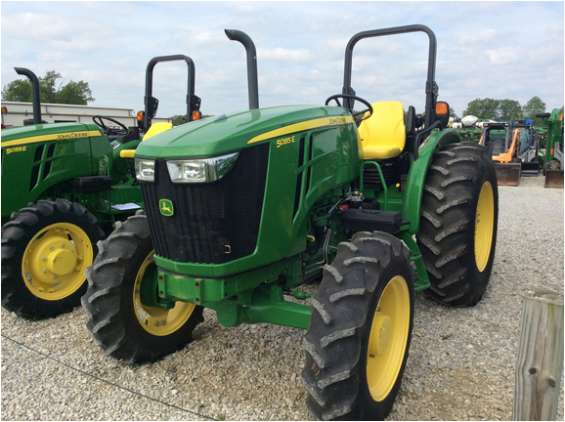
1,175,563,420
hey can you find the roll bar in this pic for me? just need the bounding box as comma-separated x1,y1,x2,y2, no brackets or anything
225,29,259,109
143,55,200,131
342,24,438,129
14,67,42,124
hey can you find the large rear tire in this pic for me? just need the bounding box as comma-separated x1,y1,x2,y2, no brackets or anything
82,212,203,363
1,199,103,319
303,231,415,420
418,141,498,306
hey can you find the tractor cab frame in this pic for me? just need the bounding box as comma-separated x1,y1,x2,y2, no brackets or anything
143,54,202,132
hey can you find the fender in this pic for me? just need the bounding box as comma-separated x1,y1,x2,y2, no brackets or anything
402,128,462,233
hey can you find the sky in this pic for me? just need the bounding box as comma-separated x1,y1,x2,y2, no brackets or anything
1,1,564,118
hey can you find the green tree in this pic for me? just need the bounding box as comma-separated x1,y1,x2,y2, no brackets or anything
171,114,188,126
170,114,212,126
463,98,499,119
464,98,524,121
56,80,93,104
1,79,32,102
497,99,522,121
2,70,94,105
40,70,60,102
522,96,546,118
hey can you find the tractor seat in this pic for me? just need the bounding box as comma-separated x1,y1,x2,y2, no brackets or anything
357,101,406,160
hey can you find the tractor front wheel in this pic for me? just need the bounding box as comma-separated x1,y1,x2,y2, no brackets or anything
82,212,203,363
303,231,414,420
1,199,104,319
418,141,498,306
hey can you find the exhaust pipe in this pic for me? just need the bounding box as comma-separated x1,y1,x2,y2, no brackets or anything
225,29,259,110
14,67,42,124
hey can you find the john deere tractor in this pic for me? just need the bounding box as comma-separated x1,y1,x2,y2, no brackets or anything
536,108,564,188
479,120,541,186
1,57,201,319
84,26,498,420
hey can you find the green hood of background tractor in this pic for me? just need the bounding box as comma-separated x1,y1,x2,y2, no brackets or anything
136,105,349,159
1,122,101,147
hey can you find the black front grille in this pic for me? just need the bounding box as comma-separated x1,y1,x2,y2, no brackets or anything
141,144,269,263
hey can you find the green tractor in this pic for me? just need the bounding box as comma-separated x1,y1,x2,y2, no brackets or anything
1,57,201,319
536,108,564,188
479,120,543,186
84,25,498,420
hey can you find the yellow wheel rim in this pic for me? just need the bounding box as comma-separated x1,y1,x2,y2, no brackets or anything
366,275,411,402
474,181,495,272
21,222,93,301
132,252,195,336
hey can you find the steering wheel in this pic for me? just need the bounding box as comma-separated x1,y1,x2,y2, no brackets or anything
325,94,373,122
92,116,129,137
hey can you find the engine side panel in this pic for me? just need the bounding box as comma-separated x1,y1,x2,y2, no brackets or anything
152,118,360,277
2,135,95,218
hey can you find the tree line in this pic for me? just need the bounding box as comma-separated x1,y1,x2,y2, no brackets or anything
460,96,546,122
1,70,550,124
2,70,94,105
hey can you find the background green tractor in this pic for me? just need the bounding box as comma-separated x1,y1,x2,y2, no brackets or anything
479,120,541,185
84,25,498,420
451,115,482,143
536,108,564,188
1,57,201,319
480,122,508,156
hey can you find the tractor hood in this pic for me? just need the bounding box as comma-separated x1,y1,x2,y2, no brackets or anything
1,122,101,147
136,105,349,159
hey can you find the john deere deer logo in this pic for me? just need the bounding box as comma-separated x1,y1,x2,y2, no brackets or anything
159,199,174,217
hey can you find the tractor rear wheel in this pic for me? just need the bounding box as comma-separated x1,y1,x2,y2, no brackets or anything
303,231,414,420
82,212,203,363
418,141,498,306
1,199,103,319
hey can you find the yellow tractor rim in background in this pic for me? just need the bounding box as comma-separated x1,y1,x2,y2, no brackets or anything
366,275,411,402
21,222,92,301
474,181,495,272
133,252,195,336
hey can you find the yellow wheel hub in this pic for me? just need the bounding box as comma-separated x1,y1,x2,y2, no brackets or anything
21,222,93,301
366,275,410,402
371,314,392,355
474,181,495,272
47,248,77,275
133,252,195,336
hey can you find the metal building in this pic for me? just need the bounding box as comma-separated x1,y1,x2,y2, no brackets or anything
1,101,136,128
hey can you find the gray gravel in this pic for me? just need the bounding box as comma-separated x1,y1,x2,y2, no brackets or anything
2,175,563,420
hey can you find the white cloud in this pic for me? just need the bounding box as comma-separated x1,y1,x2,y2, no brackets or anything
457,28,498,44
259,47,312,62
485,48,519,65
1,1,563,117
